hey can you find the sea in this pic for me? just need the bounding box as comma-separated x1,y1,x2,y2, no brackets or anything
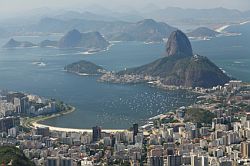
0,31,249,129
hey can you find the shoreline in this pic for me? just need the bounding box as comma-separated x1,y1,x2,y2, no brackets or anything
24,105,125,133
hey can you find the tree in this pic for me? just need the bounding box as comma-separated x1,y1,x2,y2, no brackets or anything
0,146,35,166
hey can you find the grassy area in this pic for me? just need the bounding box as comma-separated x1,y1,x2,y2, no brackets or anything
184,108,216,125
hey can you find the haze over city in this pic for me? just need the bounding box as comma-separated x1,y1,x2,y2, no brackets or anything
0,0,250,17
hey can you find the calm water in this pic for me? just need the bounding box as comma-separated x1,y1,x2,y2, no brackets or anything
0,32,249,129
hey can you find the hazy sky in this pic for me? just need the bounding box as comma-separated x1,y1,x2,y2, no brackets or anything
0,0,250,16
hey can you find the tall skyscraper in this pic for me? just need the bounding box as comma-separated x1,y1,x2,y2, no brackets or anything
36,127,50,137
148,147,164,166
20,96,29,114
167,155,182,166
133,123,139,144
92,126,101,142
200,156,208,166
149,156,164,166
191,155,199,166
0,117,20,132
241,141,250,158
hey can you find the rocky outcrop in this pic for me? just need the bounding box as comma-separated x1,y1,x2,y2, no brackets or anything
108,30,230,88
166,30,193,57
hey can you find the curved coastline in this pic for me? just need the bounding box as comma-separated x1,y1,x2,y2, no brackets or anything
24,106,125,133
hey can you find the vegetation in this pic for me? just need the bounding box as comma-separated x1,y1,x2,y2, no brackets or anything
116,30,230,88
118,55,230,88
65,60,105,75
0,146,35,166
184,108,216,125
55,101,67,112
160,117,180,124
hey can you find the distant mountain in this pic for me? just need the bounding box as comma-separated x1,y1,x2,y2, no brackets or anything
243,10,250,18
32,17,67,33
3,30,110,51
54,11,118,22
3,39,36,48
223,21,250,34
39,40,58,47
65,60,105,75
108,19,177,42
145,7,244,22
103,30,230,88
1,7,250,37
30,17,131,34
27,18,176,42
142,7,249,29
187,27,220,38
58,29,110,50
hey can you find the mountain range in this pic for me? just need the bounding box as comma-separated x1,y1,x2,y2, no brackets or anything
144,7,250,23
28,18,176,42
107,19,176,42
1,7,250,38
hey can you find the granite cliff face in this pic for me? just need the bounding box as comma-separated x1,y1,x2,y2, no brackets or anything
166,30,193,57
114,30,230,88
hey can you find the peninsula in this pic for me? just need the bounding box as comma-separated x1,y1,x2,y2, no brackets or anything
100,30,230,88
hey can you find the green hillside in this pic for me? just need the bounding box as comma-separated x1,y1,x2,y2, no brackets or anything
0,146,35,166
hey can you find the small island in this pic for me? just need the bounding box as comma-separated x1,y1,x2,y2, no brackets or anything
2,29,110,53
64,60,106,75
3,38,37,48
58,29,110,51
187,27,221,39
39,39,58,48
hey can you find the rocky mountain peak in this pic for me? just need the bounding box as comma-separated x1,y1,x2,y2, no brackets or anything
166,30,193,57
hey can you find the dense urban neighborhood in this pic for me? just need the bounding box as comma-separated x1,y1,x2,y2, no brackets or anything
0,80,250,166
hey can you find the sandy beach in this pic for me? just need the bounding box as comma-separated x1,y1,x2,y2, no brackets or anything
32,122,125,133
28,106,125,133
